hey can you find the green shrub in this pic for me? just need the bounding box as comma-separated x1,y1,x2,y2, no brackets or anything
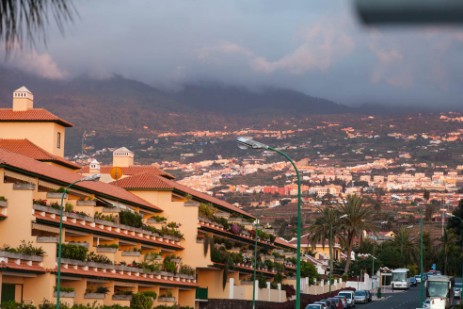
119,210,142,228
87,252,112,264
4,240,46,257
95,286,110,294
130,293,153,309
59,244,88,261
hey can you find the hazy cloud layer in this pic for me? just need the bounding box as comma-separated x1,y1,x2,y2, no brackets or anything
1,0,463,107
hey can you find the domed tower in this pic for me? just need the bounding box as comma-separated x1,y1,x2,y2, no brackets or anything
112,147,134,167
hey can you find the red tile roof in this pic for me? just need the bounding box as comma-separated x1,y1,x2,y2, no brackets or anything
0,139,80,170
0,108,73,127
113,172,254,219
81,165,175,179
0,148,161,211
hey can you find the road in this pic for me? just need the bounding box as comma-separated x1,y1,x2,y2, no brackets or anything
356,285,422,309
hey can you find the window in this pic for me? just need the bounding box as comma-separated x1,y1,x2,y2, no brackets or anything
57,132,61,149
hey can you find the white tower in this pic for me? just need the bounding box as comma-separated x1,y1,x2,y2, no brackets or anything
112,147,134,167
12,86,34,111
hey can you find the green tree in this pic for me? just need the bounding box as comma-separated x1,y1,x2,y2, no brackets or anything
337,195,378,275
391,226,418,264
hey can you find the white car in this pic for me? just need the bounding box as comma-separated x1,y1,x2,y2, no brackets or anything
338,290,356,308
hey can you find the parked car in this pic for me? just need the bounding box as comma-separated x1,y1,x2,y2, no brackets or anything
328,297,344,309
409,276,418,287
313,301,329,309
338,290,356,308
354,290,368,304
305,304,325,309
363,290,372,302
317,299,336,309
415,273,428,283
453,278,462,298
333,295,348,309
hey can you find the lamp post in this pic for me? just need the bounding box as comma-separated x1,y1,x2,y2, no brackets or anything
329,214,347,294
237,137,302,309
56,174,100,309
446,213,463,285
371,254,376,290
419,205,424,308
252,217,260,309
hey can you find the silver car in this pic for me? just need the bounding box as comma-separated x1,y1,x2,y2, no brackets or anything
354,290,368,304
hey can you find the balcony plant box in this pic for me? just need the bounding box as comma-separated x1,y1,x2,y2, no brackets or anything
33,204,60,215
0,200,7,208
13,183,35,190
77,200,96,207
84,293,105,299
94,219,116,226
0,251,43,262
102,207,120,213
54,291,76,298
112,294,132,301
68,242,89,248
96,247,118,253
158,297,176,302
121,251,141,257
37,236,59,243
47,192,67,199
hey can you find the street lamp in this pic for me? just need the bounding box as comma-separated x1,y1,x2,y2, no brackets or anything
237,136,302,309
252,217,260,309
329,214,348,294
419,204,424,308
56,174,100,309
446,213,463,284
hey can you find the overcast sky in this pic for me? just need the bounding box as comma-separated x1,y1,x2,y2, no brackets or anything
2,0,463,107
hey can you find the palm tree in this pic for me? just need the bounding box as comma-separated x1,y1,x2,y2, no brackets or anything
391,226,418,264
0,0,75,51
306,206,338,248
337,195,378,275
307,206,346,281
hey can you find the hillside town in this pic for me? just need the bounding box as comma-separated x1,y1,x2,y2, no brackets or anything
1,87,462,309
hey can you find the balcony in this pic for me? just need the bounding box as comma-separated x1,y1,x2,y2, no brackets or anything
57,259,197,286
198,218,275,249
33,204,183,250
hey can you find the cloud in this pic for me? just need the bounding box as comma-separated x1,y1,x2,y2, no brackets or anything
6,50,68,80
197,18,355,76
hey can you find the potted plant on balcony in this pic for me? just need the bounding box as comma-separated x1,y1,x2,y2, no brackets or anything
158,291,175,302
84,286,109,299
130,291,156,309
96,243,119,253
54,287,75,298
47,188,66,199
0,196,7,207
112,290,133,300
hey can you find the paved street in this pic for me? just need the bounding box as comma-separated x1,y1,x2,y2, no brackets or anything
356,285,422,309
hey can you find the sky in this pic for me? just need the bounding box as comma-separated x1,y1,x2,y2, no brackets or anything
2,0,463,108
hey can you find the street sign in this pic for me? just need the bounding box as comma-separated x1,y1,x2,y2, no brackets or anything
110,167,123,180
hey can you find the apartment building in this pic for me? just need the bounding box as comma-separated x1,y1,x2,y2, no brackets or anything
0,87,305,308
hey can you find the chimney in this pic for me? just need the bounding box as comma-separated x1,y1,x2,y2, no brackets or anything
12,86,34,111
89,159,101,174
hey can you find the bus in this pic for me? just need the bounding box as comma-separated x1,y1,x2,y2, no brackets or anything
391,268,411,290
425,275,454,309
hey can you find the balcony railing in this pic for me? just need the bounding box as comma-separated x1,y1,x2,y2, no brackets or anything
33,204,182,249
